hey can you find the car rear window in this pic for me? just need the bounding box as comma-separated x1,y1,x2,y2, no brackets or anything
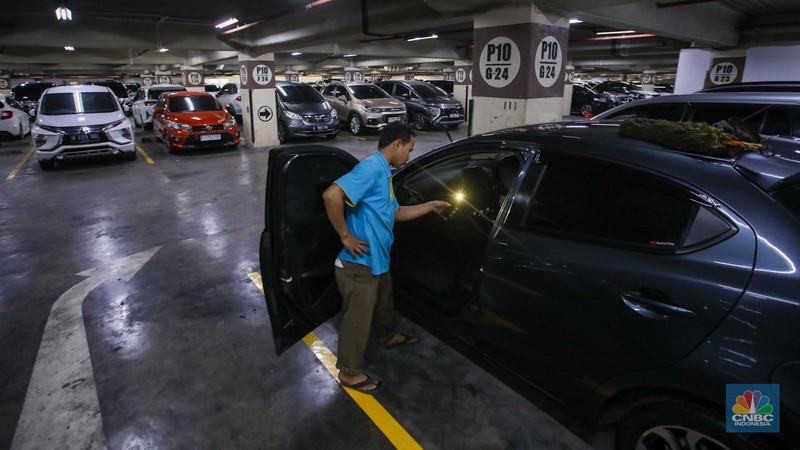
689,103,799,138
149,88,185,100
168,96,221,112
40,92,120,115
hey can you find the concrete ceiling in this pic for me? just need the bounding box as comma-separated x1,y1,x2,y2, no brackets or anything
1,0,800,78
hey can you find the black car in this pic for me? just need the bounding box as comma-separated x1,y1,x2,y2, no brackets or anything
11,81,56,117
380,79,464,130
592,80,648,105
275,81,339,143
571,84,616,117
260,121,800,450
87,80,129,104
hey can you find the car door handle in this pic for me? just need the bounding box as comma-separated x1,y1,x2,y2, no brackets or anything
621,290,695,319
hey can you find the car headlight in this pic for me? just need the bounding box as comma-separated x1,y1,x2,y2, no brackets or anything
103,119,126,131
120,127,132,140
284,111,302,120
330,109,337,118
33,133,49,147
363,106,381,113
167,120,191,130
224,117,237,128
426,107,441,117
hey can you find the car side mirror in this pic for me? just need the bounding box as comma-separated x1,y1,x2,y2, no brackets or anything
401,93,410,99
337,95,347,103
153,106,164,114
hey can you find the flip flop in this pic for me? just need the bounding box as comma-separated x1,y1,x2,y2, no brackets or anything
384,332,419,349
340,373,382,394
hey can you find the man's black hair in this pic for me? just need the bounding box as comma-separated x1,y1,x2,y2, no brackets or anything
378,122,415,148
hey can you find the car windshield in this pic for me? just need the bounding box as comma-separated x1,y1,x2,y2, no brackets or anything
148,88,185,100
12,84,54,101
39,92,119,115
350,85,389,99
168,96,221,112
412,83,446,99
277,84,325,104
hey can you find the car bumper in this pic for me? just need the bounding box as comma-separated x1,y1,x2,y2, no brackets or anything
364,113,406,130
165,129,241,150
432,113,465,125
285,120,339,137
36,141,136,161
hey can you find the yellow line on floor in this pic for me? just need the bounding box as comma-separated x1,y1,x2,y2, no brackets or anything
349,135,367,141
135,143,154,164
247,271,423,450
6,146,35,181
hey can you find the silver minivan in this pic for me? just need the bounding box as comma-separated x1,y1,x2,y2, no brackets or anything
321,81,406,135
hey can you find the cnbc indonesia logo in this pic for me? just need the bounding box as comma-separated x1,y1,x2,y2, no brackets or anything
727,385,780,433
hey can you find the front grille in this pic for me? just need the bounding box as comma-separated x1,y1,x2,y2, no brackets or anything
191,124,224,132
303,114,334,124
382,107,405,113
441,106,463,115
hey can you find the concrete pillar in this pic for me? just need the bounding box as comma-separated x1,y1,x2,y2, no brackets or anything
181,68,205,92
472,6,570,134
239,52,279,149
344,67,364,83
675,48,750,93
562,65,574,117
284,70,299,83
743,45,800,81
0,77,10,96
453,61,473,134
641,70,657,92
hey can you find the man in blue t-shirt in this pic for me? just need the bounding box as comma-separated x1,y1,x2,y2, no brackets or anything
322,122,449,394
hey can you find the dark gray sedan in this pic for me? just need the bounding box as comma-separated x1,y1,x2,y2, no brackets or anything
260,121,799,450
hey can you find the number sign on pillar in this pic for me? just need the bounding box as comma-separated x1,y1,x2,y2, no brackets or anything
704,57,746,88
182,70,204,87
455,66,473,86
240,61,275,89
473,23,568,98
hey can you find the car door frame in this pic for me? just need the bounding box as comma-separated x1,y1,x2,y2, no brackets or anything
260,145,359,354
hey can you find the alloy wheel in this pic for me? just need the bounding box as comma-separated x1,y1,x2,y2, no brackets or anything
635,425,731,450
412,113,426,131
350,115,362,135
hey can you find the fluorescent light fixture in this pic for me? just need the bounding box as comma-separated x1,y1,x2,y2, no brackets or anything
55,7,72,21
291,51,303,56
588,33,656,41
596,30,636,35
215,17,239,29
157,48,170,53
64,46,75,51
342,53,357,58
406,34,438,42
569,19,583,24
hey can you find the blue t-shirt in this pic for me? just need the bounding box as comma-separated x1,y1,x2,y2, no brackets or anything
335,152,399,275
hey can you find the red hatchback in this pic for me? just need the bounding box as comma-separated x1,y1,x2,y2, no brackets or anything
153,91,240,152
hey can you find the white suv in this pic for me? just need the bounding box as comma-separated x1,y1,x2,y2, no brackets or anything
32,85,135,169
216,82,242,122
131,84,186,128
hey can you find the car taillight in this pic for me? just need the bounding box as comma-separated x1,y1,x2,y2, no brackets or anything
235,96,241,102
0,111,12,120
145,100,157,106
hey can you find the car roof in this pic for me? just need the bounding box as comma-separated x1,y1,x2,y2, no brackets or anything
700,81,800,93
146,84,185,90
162,91,213,98
614,91,800,105
43,85,115,94
456,121,800,192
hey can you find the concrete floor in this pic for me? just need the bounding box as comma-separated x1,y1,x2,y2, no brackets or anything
0,121,594,450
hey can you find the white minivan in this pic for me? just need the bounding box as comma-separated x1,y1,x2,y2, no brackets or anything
32,85,135,169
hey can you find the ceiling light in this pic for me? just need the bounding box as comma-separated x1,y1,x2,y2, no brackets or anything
215,18,239,29
291,51,303,56
407,34,438,42
588,33,656,41
157,48,170,53
595,30,637,35
569,19,583,24
64,46,75,51
342,53,357,58
55,7,72,21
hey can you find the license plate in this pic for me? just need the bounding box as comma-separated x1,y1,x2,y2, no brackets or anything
388,116,401,122
449,113,460,118
72,133,99,143
200,134,221,141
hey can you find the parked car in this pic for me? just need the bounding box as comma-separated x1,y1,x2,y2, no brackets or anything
152,91,240,152
571,84,616,117
592,92,800,161
87,80,129,105
0,97,31,139
426,79,454,96
216,82,241,123
131,84,187,128
379,79,464,130
204,84,220,93
592,80,649,105
275,81,339,143
260,120,799,450
321,81,406,135
31,85,135,169
11,81,56,118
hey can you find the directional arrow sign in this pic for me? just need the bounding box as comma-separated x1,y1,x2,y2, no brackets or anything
258,106,273,122
12,246,161,450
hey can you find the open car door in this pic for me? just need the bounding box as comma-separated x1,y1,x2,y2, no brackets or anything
260,145,358,354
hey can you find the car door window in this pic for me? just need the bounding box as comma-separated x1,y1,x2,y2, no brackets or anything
394,85,411,99
322,85,335,96
688,103,799,137
604,103,687,121
519,154,734,252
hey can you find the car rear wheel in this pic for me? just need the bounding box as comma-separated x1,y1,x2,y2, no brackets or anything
411,112,426,131
349,114,363,135
616,400,775,450
278,122,287,143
